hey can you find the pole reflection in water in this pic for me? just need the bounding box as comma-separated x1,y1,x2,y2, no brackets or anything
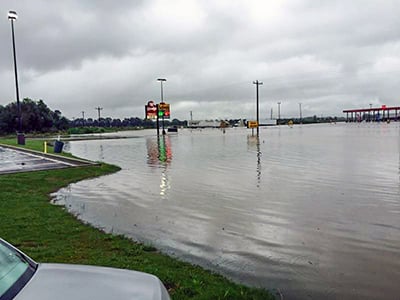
247,135,262,187
146,135,173,198
99,144,104,160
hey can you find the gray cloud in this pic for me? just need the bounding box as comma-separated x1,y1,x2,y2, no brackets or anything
1,0,400,120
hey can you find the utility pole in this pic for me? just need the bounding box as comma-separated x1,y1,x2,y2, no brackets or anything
82,111,85,126
299,103,302,124
369,103,372,122
277,102,281,125
253,80,263,136
95,107,103,121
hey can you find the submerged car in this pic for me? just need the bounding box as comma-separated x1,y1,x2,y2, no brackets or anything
0,238,170,300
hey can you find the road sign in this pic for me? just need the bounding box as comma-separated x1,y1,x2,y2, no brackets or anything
247,121,258,128
145,100,157,119
158,102,170,119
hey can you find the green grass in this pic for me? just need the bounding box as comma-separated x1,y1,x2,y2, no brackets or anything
1,137,46,151
0,137,77,159
0,138,275,299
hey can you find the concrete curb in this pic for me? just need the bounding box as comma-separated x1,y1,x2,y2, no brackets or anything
0,143,100,168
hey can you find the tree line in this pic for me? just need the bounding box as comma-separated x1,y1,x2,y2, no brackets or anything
0,98,187,135
0,98,344,135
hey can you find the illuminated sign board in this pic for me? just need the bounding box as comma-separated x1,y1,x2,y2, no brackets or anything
145,101,171,119
158,102,170,119
145,100,157,119
247,120,258,128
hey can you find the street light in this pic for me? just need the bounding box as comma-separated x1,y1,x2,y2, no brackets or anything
8,10,24,145
157,78,167,101
157,78,167,135
253,80,263,136
277,102,281,125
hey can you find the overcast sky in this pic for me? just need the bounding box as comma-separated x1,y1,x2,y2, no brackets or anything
1,0,400,120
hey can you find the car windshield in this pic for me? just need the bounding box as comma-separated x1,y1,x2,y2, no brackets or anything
0,241,30,298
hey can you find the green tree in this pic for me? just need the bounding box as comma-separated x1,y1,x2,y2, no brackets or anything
0,98,70,134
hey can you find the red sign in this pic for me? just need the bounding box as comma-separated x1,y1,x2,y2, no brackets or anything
146,100,157,119
382,105,387,110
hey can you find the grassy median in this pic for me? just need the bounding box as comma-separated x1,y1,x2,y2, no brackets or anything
0,138,274,299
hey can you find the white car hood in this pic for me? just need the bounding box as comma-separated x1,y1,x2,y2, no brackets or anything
14,263,170,300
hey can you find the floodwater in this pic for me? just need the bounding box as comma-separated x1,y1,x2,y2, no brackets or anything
54,123,400,299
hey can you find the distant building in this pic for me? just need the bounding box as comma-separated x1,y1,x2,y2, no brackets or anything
187,120,221,128
260,119,277,126
233,119,245,127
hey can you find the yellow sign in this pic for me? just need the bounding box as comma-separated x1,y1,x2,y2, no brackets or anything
158,103,170,111
158,102,170,119
247,121,258,128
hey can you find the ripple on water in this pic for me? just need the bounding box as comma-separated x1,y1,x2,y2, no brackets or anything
60,126,400,300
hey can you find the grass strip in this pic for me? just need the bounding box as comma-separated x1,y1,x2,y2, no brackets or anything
0,137,75,158
0,138,274,299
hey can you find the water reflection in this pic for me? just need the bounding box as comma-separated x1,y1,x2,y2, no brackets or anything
247,135,262,187
146,136,173,198
146,135,172,166
99,144,104,160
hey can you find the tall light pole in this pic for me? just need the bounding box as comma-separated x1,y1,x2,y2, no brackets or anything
8,10,24,144
299,102,302,124
253,80,263,136
157,78,166,102
277,102,281,125
157,78,167,135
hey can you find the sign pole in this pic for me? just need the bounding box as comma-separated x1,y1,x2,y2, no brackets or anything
156,104,160,136
162,113,166,135
253,80,263,136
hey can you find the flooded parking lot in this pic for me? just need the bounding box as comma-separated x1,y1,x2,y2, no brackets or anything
55,123,400,299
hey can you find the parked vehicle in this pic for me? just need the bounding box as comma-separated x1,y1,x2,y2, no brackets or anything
0,238,170,300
